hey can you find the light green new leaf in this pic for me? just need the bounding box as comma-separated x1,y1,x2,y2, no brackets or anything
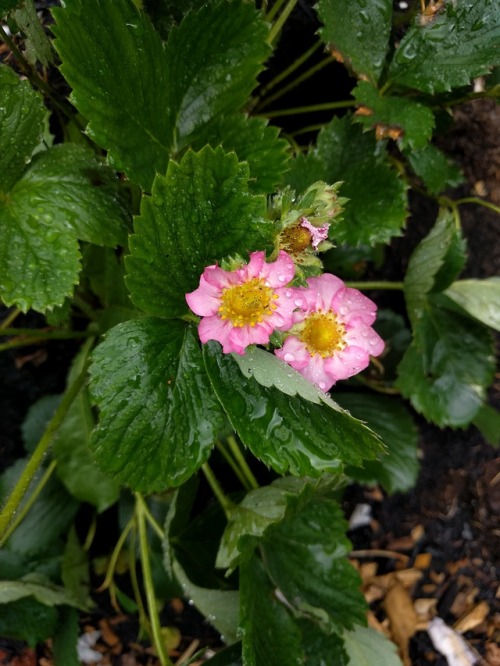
126,146,269,318
286,116,407,246
388,0,500,93
0,144,129,312
0,573,86,609
353,81,434,149
397,304,495,427
317,0,392,84
337,394,419,494
204,343,384,477
0,63,45,191
343,625,403,666
190,114,290,194
405,143,464,195
52,0,269,190
89,318,225,492
260,489,366,632
444,278,500,331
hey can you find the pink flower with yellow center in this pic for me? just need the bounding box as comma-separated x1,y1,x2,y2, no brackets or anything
186,251,296,355
275,273,385,392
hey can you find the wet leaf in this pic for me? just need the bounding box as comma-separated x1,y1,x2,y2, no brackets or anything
126,146,269,318
89,318,225,492
444,277,500,331
405,143,464,195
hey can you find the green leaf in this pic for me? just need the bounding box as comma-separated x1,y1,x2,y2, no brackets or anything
190,114,290,194
286,116,407,246
52,607,80,666
0,597,58,645
405,143,464,195
473,403,500,447
0,573,86,608
397,304,495,427
217,476,346,570
240,555,305,665
337,394,419,494
0,63,45,191
142,0,207,40
0,144,129,312
0,0,23,14
317,0,392,84
89,318,224,492
21,394,61,453
403,210,457,338
444,278,500,331
204,343,384,476
388,0,500,93
126,146,269,318
353,81,434,149
343,625,403,666
204,643,242,666
259,489,366,632
53,0,269,190
12,1,54,67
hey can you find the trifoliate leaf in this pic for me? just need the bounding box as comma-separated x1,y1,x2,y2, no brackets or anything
53,0,269,190
204,343,384,476
405,143,464,195
0,63,45,191
89,318,225,492
317,0,392,84
126,146,269,318
388,0,500,93
353,81,434,149
286,116,407,246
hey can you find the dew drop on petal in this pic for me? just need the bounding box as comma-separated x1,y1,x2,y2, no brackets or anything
284,352,295,362
278,275,287,282
318,381,327,390
294,298,303,307
339,306,348,315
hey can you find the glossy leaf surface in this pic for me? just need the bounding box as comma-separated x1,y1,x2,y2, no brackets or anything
204,343,384,476
388,0,500,93
405,143,464,195
126,146,269,318
89,318,225,491
317,0,392,83
444,278,500,331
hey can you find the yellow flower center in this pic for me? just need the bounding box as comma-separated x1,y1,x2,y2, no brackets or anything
300,311,346,357
279,224,312,254
218,278,278,327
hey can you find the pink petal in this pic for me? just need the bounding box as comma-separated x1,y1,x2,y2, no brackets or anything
300,218,330,250
198,315,234,352
186,275,221,316
261,250,296,288
302,274,345,312
238,251,266,281
344,324,385,357
331,286,378,326
299,353,336,392
324,345,370,382
228,322,273,355
269,288,299,331
202,264,238,289
275,336,310,370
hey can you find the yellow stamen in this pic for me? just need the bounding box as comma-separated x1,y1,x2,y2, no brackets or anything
279,224,312,254
218,278,278,328
300,310,346,357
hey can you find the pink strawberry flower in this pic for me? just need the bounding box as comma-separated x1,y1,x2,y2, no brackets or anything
299,217,330,250
275,273,384,392
186,251,296,355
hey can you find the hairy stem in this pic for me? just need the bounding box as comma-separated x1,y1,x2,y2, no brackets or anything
345,281,404,291
215,440,251,490
267,0,298,45
0,308,21,330
201,463,235,518
226,435,259,490
259,99,355,118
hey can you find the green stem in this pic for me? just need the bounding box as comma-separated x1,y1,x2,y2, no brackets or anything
127,522,150,631
256,39,322,103
0,360,89,543
142,501,165,540
267,0,298,45
289,123,328,137
0,330,92,353
1,460,57,546
265,0,288,22
355,376,401,395
215,440,251,490
345,281,404,291
226,435,259,491
201,463,235,518
136,493,173,666
83,512,98,552
257,56,333,111
97,517,134,592
258,99,355,119
454,197,500,215
0,308,21,329
0,327,91,338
